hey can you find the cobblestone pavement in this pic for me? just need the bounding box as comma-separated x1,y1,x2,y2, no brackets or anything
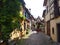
23,31,59,45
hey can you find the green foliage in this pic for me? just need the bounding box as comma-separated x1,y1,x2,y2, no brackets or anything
19,15,26,20
0,0,23,40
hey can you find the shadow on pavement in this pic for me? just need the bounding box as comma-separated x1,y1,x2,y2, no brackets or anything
10,31,59,45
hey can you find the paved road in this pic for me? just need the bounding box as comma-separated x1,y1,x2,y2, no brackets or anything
23,31,59,45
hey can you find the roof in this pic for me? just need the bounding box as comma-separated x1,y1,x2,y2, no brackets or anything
24,7,32,19
30,15,34,20
43,0,47,6
36,16,42,23
25,7,31,15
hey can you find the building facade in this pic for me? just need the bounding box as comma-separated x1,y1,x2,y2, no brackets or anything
43,0,60,42
36,16,44,32
30,15,36,31
24,7,32,34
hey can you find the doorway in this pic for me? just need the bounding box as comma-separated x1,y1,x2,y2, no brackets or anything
47,21,50,36
57,23,60,42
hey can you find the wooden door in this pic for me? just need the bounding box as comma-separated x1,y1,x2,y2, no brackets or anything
57,23,60,42
47,21,50,36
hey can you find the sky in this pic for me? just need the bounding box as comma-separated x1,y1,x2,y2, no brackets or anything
24,0,45,18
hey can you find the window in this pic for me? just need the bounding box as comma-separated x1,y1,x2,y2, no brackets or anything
49,3,54,12
52,27,54,34
25,12,26,17
47,6,48,13
24,22,26,30
49,0,54,7
58,0,60,7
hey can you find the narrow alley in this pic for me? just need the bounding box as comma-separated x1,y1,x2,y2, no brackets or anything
0,0,60,45
17,31,59,45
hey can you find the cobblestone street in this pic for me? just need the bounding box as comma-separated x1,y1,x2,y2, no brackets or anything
20,31,59,45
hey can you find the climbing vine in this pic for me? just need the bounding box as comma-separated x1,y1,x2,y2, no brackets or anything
0,0,25,41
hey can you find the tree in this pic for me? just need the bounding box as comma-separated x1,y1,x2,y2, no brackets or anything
0,0,24,42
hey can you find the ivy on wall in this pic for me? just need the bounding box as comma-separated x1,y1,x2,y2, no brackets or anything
0,0,25,41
